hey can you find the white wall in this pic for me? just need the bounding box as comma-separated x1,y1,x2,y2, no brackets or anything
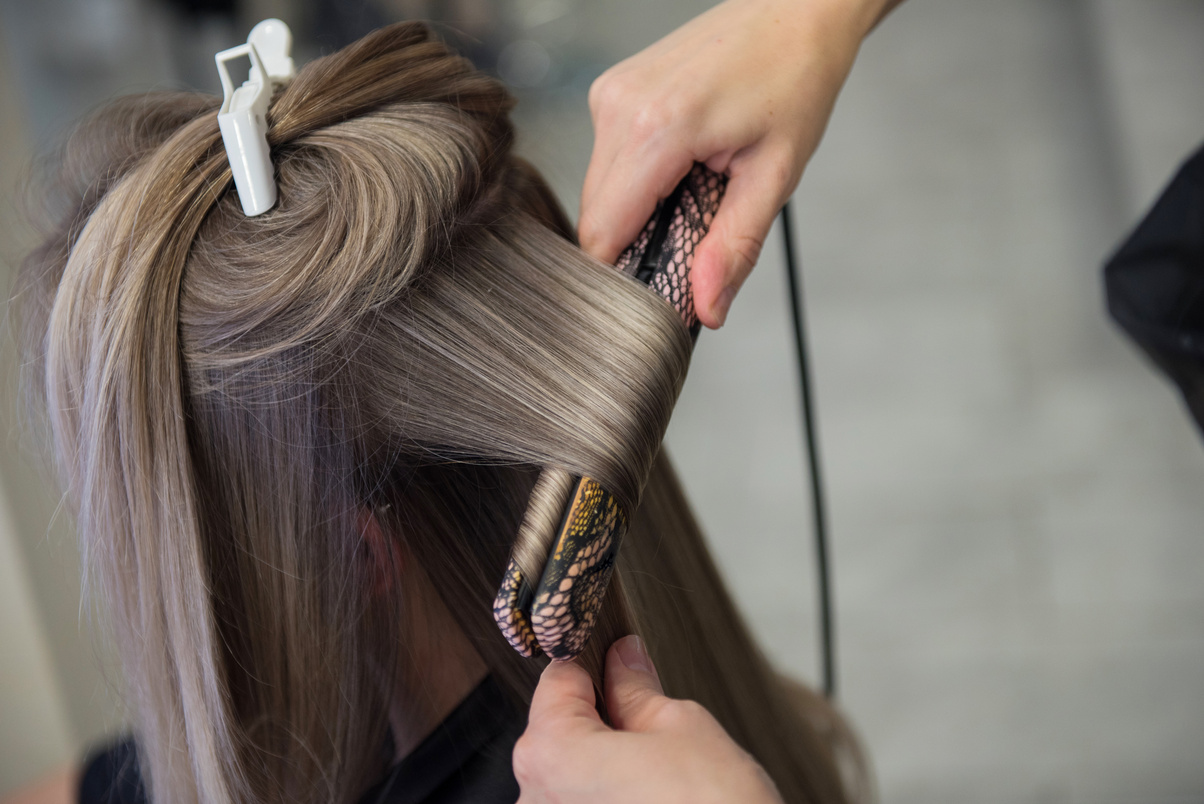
0,486,74,792
0,22,78,794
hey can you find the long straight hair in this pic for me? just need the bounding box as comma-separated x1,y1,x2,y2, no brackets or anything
16,22,866,804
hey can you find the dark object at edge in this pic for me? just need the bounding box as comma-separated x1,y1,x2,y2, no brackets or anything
1105,140,1204,436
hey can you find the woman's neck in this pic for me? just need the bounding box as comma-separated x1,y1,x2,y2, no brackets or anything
387,580,490,760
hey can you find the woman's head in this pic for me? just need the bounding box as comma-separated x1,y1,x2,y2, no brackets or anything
18,21,860,804
21,21,689,802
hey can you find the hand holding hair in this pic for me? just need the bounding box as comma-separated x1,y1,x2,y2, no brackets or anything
579,0,903,328
514,636,785,804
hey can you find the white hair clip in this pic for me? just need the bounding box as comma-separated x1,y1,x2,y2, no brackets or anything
215,19,296,216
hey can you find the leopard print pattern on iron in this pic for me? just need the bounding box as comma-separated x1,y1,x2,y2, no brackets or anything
492,560,540,657
649,165,726,329
529,479,628,660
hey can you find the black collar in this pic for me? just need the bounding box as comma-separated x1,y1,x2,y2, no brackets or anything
361,676,524,804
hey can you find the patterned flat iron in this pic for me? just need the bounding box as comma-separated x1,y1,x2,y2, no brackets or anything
493,164,727,660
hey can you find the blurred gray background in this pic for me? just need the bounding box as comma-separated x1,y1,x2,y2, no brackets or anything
2,1,1203,802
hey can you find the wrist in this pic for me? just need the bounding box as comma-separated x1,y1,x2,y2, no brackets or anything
870,0,906,30
780,0,872,84
803,0,899,42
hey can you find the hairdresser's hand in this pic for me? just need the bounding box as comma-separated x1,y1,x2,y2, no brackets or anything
514,636,784,804
580,0,899,327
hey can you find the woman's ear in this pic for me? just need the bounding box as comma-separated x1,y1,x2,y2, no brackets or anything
358,507,404,596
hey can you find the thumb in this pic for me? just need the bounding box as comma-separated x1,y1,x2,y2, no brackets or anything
528,658,606,733
604,635,668,731
693,147,795,329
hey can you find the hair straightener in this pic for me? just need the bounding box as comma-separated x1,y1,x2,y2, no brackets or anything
491,166,836,698
492,164,725,661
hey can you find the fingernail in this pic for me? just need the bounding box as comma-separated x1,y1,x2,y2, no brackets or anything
615,635,655,675
713,286,737,327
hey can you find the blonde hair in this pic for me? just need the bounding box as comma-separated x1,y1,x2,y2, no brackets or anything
16,22,865,804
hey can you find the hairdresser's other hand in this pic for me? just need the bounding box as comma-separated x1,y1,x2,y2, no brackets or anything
580,0,898,328
514,636,784,804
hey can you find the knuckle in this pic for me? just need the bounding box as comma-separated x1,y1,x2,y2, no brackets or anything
729,232,765,273
629,103,670,144
762,143,801,197
586,76,606,114
653,697,711,730
510,733,542,785
674,698,711,721
588,70,626,116
769,151,794,188
590,71,698,147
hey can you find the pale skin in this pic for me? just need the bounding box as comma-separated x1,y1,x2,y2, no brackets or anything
515,636,786,804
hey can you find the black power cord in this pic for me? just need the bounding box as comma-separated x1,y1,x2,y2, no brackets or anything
779,202,836,699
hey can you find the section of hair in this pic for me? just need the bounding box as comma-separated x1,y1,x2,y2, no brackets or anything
15,20,865,804
511,467,577,588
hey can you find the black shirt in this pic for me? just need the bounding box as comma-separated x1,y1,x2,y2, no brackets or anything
1106,140,1204,433
78,676,524,804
